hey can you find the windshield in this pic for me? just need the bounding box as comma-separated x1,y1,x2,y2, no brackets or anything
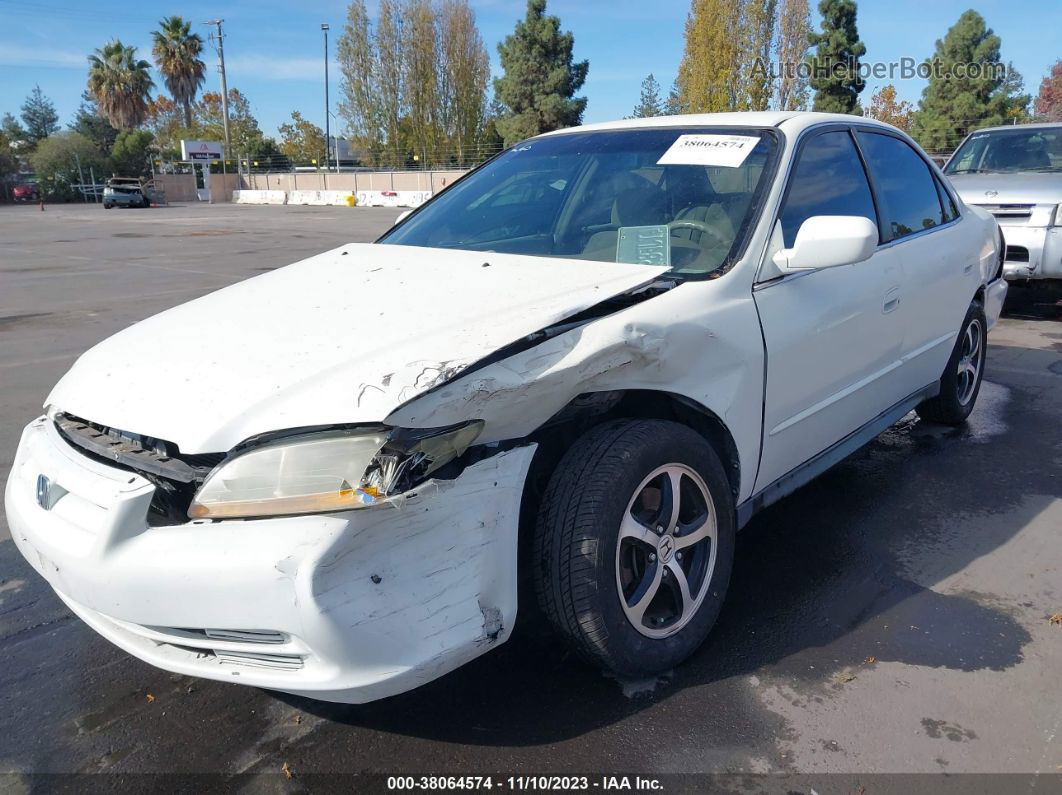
945,127,1062,175
379,127,779,277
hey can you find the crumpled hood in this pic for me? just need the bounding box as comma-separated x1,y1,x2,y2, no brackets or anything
48,243,666,452
948,171,1062,207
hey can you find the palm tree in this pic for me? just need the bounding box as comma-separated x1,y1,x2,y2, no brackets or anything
87,41,154,130
151,16,206,128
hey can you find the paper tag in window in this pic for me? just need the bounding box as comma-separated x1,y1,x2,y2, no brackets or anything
617,225,670,266
657,134,759,168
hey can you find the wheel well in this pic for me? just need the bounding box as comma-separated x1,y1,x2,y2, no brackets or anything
515,390,740,611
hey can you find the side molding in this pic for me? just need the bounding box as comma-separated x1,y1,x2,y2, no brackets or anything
736,382,939,528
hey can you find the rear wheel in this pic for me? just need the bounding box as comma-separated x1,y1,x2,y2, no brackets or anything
916,300,987,425
533,419,735,678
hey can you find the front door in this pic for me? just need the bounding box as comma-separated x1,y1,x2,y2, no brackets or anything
753,128,908,491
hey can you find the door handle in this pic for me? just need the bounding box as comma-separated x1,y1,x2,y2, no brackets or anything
882,287,901,313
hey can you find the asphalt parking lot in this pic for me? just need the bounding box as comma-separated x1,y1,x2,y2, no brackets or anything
1,203,1060,787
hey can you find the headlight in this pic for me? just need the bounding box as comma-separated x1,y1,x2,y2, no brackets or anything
188,422,483,520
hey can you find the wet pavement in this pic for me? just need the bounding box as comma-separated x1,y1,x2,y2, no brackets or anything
0,204,1060,787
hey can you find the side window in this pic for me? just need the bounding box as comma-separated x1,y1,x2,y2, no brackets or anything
779,130,877,248
935,177,959,222
857,132,944,240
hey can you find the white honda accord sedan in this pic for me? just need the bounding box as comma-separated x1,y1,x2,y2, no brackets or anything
6,112,1006,703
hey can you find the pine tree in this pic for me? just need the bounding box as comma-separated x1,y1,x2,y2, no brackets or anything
807,0,865,114
631,74,665,118
910,11,1030,152
494,0,588,146
70,90,119,154
665,80,688,115
20,85,60,145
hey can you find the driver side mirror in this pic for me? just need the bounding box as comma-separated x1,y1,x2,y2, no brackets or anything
772,216,878,273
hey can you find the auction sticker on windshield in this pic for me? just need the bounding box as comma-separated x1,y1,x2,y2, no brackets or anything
657,134,760,168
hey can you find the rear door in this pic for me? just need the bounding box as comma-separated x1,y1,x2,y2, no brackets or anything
753,127,908,491
854,130,977,392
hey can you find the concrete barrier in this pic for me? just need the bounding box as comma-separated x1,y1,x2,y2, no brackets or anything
232,190,287,205
231,188,429,208
288,189,356,206
355,190,432,208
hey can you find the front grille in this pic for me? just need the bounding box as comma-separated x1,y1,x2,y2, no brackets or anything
1005,245,1030,263
974,203,1034,223
54,412,225,525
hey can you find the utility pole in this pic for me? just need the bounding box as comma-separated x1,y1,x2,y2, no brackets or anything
321,23,330,172
205,19,231,152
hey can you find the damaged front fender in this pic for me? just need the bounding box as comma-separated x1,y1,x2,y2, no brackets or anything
386,276,766,503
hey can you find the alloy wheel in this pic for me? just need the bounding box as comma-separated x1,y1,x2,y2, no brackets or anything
615,464,718,639
956,317,983,406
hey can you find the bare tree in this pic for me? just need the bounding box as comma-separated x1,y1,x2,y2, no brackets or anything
401,0,440,165
376,0,405,166
742,0,777,111
337,0,382,161
775,0,811,110
438,0,489,166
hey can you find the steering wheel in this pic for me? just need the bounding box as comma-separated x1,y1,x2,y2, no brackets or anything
667,219,728,248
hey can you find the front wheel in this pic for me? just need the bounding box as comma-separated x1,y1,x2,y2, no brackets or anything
533,419,735,678
916,300,987,425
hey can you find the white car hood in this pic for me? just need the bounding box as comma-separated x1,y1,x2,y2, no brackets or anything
48,243,666,452
948,171,1062,207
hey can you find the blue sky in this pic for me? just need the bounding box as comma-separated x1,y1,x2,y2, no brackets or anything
0,0,1055,140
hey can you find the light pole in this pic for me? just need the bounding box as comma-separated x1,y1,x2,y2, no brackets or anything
321,23,330,173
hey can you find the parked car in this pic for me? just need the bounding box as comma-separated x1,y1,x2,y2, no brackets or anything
102,177,162,209
6,112,1006,704
12,182,38,202
945,122,1062,284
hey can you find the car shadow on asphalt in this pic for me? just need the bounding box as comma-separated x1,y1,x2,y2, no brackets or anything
279,365,1058,746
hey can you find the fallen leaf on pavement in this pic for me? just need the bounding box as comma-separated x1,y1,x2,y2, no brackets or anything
1048,613,1062,626
145,694,156,703
282,761,294,780
864,656,876,665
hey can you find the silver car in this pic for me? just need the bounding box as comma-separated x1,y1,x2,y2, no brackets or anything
945,122,1062,283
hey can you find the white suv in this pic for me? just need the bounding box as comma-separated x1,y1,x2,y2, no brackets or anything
6,112,1006,703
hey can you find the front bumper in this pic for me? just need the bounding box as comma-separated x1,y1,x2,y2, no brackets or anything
5,416,536,703
999,223,1062,281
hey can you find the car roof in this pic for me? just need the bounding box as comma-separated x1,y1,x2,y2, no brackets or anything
535,111,900,138
966,121,1062,134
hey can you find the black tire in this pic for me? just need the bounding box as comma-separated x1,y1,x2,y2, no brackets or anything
103,203,113,209
916,300,988,425
533,419,736,678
